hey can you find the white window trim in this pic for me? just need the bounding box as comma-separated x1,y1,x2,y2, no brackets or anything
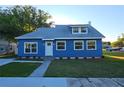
56,41,66,51
72,27,88,34
72,27,79,34
74,40,84,50
86,40,97,50
24,42,38,54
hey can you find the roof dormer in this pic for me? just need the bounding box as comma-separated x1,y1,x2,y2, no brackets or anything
71,26,88,34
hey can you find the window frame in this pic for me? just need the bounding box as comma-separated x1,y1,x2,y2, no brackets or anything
24,42,38,54
72,27,88,34
86,40,97,50
80,27,88,34
74,40,84,50
72,27,79,34
56,41,66,51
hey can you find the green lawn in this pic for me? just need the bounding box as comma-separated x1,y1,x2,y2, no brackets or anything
103,51,124,57
44,52,124,77
0,62,41,77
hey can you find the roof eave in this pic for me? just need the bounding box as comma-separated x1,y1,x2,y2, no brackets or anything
15,37,105,40
15,37,42,39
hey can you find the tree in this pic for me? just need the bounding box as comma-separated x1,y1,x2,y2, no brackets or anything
0,5,52,42
112,33,124,47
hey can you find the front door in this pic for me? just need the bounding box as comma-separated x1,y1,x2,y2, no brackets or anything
45,41,53,56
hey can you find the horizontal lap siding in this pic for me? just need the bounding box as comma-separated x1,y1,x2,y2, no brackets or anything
17,39,102,57
17,39,45,57
53,39,102,57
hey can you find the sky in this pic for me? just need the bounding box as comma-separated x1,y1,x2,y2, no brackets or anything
1,5,124,42
35,5,124,42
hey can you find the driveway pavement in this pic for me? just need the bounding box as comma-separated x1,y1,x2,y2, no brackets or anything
0,58,15,66
0,78,124,87
66,78,124,87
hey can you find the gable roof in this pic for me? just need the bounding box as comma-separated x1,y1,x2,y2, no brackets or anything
15,24,105,40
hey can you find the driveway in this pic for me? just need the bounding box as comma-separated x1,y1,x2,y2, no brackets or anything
0,78,124,87
0,58,15,66
66,78,124,87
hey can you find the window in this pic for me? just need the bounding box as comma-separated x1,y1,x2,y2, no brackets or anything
86,40,96,50
24,42,38,54
74,40,84,50
56,41,66,50
72,27,88,34
72,27,79,33
47,42,52,46
81,27,87,33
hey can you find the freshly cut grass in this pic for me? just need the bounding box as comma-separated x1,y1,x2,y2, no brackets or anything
44,51,124,77
0,62,41,77
103,51,124,57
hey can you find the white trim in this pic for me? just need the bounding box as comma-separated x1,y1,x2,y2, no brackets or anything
95,57,101,59
56,41,66,51
74,40,84,50
16,37,104,40
70,25,87,27
24,42,38,54
62,57,68,59
42,39,54,40
86,40,97,50
78,57,84,59
72,27,79,34
45,41,53,56
15,37,42,39
70,57,76,59
55,37,104,39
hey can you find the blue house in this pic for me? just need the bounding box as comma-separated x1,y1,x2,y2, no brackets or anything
15,23,105,59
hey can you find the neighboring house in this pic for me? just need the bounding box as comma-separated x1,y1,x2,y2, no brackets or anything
102,42,111,49
0,38,16,54
0,39,8,54
15,23,105,59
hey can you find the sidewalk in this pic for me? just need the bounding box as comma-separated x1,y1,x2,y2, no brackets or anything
0,58,15,66
30,60,51,77
0,77,124,87
0,77,67,87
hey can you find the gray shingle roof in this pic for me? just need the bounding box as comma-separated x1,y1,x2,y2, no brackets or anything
15,24,105,39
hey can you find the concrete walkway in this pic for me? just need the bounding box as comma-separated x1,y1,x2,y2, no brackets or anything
30,60,51,77
0,77,67,87
0,58,15,66
0,78,124,87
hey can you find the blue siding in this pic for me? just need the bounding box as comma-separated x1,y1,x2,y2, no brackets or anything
53,39,102,57
17,39,102,57
17,39,45,57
